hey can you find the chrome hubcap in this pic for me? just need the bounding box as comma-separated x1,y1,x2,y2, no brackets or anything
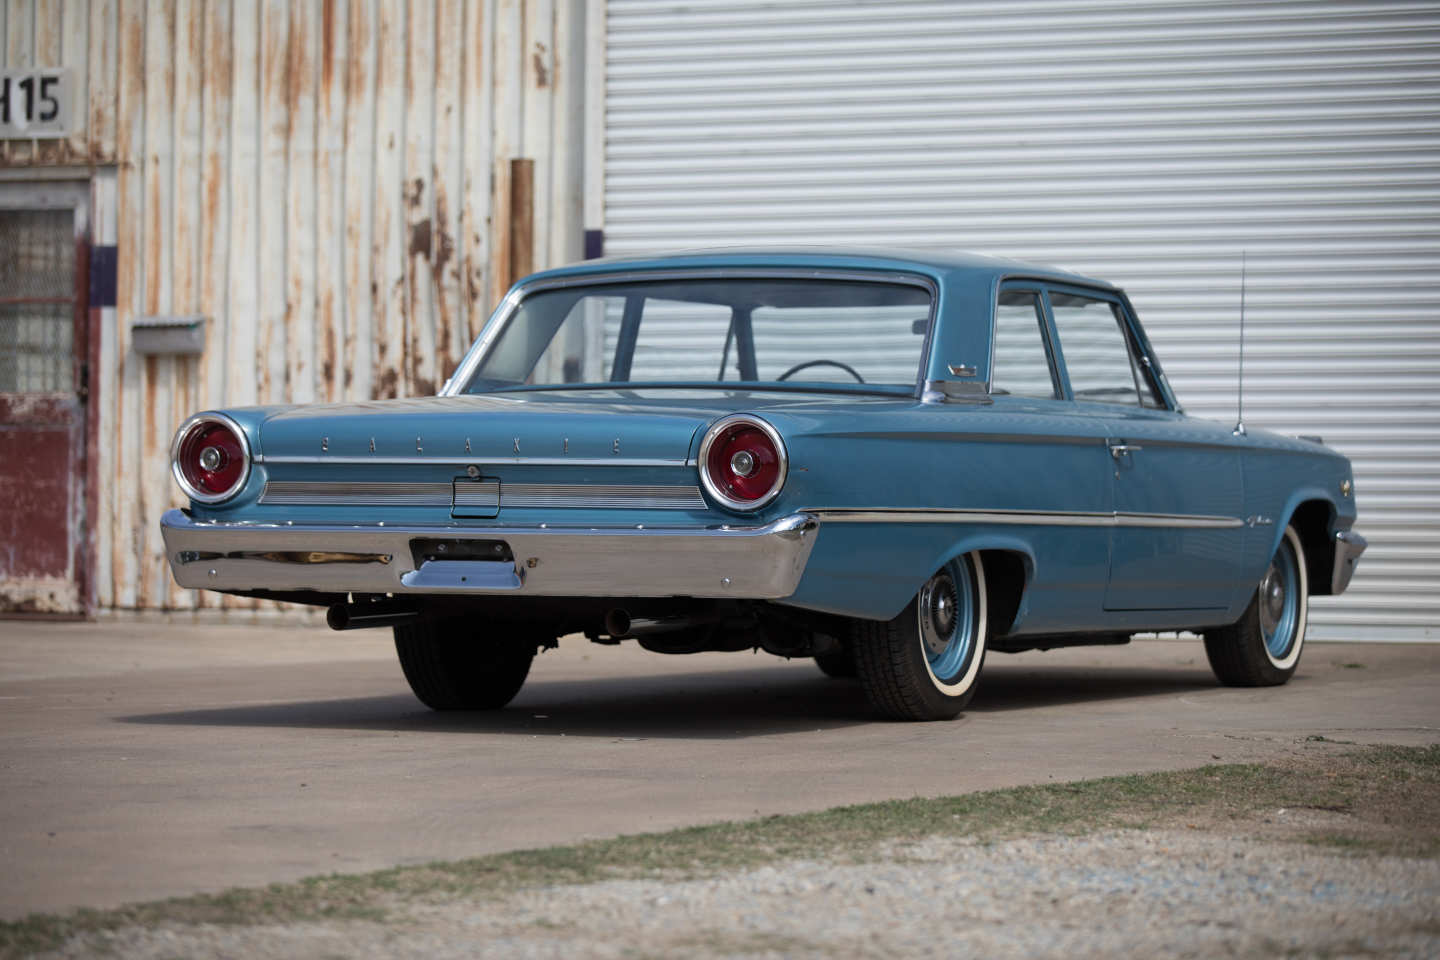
920,572,958,655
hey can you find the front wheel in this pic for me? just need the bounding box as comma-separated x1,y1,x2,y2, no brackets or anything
394,619,541,710
852,553,988,721
1204,525,1309,686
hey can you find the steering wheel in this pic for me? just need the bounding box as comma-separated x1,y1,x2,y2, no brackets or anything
776,359,866,383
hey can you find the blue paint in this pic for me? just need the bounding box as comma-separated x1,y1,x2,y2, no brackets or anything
172,250,1361,636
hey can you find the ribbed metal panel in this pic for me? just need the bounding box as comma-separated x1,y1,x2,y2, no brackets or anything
606,0,1440,641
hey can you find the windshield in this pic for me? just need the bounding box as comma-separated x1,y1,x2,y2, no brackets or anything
459,276,934,395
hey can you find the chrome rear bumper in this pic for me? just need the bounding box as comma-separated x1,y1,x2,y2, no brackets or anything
160,509,818,599
1331,529,1367,595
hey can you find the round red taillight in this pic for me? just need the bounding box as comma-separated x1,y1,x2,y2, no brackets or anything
699,415,787,512
170,414,251,504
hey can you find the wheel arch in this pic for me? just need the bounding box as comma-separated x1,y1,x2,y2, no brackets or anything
1282,498,1338,596
977,548,1031,637
924,536,1035,637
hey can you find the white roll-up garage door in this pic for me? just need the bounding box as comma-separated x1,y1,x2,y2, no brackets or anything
604,0,1440,641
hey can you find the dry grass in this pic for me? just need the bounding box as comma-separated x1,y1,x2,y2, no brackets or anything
4,742,1436,958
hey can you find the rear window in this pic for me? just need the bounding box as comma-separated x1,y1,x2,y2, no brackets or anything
462,276,934,394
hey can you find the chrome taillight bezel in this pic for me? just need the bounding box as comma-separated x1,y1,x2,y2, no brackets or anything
170,412,252,504
698,414,788,513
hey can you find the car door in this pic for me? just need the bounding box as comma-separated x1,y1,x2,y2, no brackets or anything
1043,285,1244,612
981,285,1117,631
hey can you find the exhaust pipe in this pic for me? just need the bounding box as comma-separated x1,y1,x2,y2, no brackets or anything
327,601,421,631
603,608,632,638
603,608,714,639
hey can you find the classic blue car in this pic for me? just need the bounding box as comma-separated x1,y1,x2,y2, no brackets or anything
162,250,1367,720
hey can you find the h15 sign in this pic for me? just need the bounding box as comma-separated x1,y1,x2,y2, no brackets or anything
0,69,71,138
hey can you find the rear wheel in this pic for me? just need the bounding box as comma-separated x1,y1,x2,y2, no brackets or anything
394,619,540,710
1204,525,1308,686
852,553,988,721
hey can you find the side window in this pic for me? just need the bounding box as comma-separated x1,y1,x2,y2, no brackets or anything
992,290,1056,398
1048,292,1159,406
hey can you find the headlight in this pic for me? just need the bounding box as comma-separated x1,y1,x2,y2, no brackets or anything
699,415,787,512
170,413,251,504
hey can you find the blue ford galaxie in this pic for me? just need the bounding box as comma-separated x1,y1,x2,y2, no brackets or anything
162,250,1367,720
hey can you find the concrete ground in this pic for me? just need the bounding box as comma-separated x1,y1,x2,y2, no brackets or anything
0,618,1435,920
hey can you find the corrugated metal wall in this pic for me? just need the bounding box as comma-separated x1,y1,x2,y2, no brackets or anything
605,0,1440,641
2,0,586,612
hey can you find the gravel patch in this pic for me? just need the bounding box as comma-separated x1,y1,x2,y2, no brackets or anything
40,829,1440,959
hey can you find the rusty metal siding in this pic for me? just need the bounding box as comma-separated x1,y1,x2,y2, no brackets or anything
2,0,588,611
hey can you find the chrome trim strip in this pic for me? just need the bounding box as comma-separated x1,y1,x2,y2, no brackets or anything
442,267,938,399
807,508,1243,529
452,481,501,510
502,483,705,510
261,481,453,507
161,509,818,599
1331,529,1367,595
254,454,689,468
259,481,705,510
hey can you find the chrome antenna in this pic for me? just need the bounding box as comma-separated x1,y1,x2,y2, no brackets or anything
1234,251,1247,437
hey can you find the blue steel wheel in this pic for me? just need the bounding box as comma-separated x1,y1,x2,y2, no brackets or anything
1203,525,1308,686
852,552,989,721
1260,534,1302,662
918,558,982,692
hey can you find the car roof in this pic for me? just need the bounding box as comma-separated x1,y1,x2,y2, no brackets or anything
524,247,1118,292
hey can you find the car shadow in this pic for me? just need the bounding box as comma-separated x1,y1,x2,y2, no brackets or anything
969,662,1218,713
119,660,1220,737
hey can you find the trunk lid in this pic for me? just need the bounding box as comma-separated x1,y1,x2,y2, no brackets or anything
257,393,721,464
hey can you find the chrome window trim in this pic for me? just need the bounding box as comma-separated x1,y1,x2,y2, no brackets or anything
441,267,939,399
170,412,253,505
807,508,1243,529
697,414,789,513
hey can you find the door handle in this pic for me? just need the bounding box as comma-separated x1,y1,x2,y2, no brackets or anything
1108,443,1142,460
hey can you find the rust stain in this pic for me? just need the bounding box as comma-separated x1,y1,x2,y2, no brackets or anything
408,218,432,259
377,367,399,399
346,2,369,101
321,0,337,92
287,4,311,113
205,154,222,233
322,320,336,390
432,193,456,280
145,162,164,314
533,42,550,88
405,176,425,210
433,186,457,374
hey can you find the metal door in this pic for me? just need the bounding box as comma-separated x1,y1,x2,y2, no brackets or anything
0,183,90,616
1102,412,1245,611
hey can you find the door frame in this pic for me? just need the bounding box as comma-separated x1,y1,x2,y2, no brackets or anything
0,180,95,618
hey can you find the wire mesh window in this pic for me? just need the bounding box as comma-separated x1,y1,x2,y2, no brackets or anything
0,209,75,393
